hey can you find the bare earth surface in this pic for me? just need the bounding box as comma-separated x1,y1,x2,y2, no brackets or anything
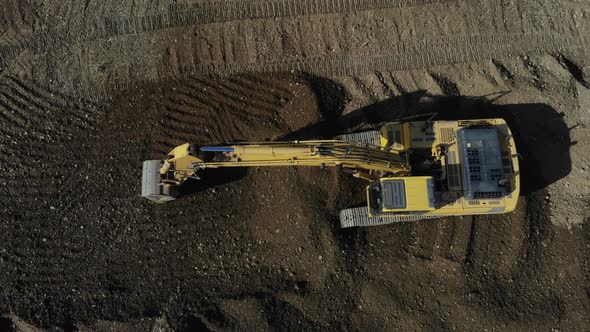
0,0,589,331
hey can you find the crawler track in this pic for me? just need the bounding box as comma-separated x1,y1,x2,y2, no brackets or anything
340,207,441,227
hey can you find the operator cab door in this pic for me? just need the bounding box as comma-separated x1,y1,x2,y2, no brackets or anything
367,177,435,216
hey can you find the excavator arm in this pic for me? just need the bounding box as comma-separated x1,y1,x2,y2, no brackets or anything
141,119,520,228
142,140,410,203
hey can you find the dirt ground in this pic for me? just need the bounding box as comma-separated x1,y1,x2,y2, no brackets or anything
1,0,589,331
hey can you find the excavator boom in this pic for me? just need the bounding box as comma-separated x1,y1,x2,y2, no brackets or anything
142,118,520,228
142,140,411,203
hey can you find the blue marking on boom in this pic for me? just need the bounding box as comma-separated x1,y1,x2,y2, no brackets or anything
201,146,235,152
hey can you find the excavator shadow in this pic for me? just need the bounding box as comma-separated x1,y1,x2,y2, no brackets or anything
179,168,248,196
415,93,574,195
181,89,572,197
284,90,574,195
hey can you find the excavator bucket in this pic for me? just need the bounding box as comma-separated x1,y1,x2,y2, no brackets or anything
141,160,176,204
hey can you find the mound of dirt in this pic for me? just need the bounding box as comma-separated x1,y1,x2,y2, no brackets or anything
1,1,590,328
1,69,588,331
0,74,365,330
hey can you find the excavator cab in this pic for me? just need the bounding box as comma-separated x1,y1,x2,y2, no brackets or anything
367,177,436,217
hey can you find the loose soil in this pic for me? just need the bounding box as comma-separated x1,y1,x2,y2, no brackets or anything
0,0,589,331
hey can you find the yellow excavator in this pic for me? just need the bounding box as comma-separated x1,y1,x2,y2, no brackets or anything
142,119,519,227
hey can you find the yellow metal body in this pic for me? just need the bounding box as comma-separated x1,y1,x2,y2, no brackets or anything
160,143,201,178
369,177,436,214
162,140,410,184
372,119,519,218
146,118,520,220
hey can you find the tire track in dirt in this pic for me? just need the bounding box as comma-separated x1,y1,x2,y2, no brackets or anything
0,76,100,143
0,0,450,63
554,53,590,89
227,33,587,76
69,32,589,101
4,0,589,100
150,75,295,153
0,0,39,36
0,76,108,318
103,0,450,37
0,76,102,205
381,217,471,261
